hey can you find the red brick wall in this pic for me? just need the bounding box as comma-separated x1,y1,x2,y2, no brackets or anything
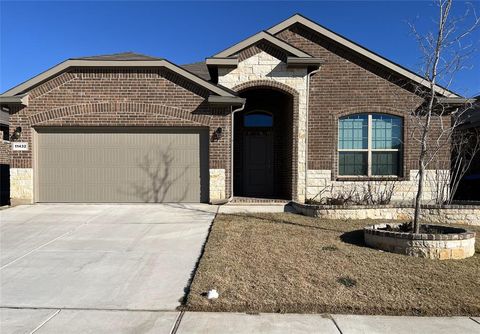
9,67,233,197
276,25,451,177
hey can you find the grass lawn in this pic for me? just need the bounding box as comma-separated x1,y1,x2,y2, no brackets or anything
184,213,480,316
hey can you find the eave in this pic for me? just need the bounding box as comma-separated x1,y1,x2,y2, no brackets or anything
0,94,29,107
207,95,246,106
212,31,312,59
267,14,460,98
1,59,238,99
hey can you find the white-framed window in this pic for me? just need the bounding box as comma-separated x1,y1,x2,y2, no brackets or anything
338,113,402,177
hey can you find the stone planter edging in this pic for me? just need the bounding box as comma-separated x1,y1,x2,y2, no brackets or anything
291,202,480,226
364,224,475,240
364,223,476,260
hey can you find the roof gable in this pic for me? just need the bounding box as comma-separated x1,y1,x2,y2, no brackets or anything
267,14,458,97
72,52,162,61
212,31,312,58
1,54,238,99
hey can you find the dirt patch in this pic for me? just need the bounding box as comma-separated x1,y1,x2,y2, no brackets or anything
380,222,468,234
184,213,480,316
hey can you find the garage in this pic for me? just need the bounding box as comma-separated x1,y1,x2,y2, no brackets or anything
35,127,209,203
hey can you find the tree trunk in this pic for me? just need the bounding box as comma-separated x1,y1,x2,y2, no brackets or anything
413,160,425,233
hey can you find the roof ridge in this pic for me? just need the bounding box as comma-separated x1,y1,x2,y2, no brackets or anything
212,29,311,58
71,51,162,61
266,13,459,97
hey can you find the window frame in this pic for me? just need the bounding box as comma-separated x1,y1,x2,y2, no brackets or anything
337,113,402,178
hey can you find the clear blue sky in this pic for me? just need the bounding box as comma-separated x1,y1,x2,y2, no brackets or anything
1,1,479,96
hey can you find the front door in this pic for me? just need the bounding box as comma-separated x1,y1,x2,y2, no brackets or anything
242,130,274,197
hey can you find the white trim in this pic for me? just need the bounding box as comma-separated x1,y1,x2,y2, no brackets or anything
367,114,373,177
267,14,458,98
1,59,237,98
338,113,402,177
213,31,312,58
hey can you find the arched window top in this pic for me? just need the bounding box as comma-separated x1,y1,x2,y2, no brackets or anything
244,110,273,127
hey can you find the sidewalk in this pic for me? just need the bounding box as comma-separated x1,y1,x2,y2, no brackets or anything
2,308,479,334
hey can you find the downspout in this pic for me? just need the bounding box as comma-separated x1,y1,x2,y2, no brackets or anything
304,68,321,202
227,102,246,202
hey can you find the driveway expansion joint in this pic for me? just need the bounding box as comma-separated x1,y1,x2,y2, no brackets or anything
29,309,61,334
170,311,185,334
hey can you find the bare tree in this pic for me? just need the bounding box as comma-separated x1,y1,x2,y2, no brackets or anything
408,0,479,232
449,127,480,203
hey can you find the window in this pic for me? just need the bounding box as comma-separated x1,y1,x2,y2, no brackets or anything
338,113,402,176
244,110,273,127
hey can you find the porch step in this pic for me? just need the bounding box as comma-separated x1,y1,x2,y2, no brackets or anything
228,197,291,205
218,205,296,214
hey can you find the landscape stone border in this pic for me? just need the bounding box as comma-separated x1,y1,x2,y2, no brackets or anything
364,223,476,260
291,202,480,226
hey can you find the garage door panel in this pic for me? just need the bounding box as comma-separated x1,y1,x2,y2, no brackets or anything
36,128,208,203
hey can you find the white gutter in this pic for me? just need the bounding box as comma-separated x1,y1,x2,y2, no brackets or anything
304,68,321,201
227,102,246,202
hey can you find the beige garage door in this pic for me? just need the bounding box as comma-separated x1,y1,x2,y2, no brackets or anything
36,128,209,203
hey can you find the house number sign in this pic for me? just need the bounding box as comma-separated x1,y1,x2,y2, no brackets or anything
12,142,29,151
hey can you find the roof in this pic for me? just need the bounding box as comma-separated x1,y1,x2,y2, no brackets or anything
181,61,211,81
212,31,312,58
0,54,240,100
264,14,459,97
71,52,162,61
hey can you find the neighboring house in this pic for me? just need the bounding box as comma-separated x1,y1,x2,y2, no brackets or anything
0,109,9,205
0,14,465,205
454,96,480,201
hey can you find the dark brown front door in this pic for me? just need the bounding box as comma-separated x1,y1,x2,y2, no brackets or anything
243,130,274,197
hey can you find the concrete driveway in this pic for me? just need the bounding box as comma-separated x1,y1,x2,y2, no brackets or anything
0,204,215,332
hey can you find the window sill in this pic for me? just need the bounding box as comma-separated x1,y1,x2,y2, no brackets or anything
336,176,405,182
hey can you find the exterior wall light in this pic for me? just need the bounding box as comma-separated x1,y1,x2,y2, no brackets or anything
212,127,223,142
11,126,22,141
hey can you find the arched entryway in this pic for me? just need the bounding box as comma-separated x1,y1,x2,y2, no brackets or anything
233,87,295,199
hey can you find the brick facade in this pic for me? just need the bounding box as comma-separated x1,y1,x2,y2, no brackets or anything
5,18,454,204
8,68,232,203
275,25,451,176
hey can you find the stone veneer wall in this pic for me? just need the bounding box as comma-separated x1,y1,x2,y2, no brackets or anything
364,224,476,260
292,202,480,226
209,169,226,201
10,168,33,205
306,169,450,204
218,50,308,202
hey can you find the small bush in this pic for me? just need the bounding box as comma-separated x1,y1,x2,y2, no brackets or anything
321,245,338,251
337,276,357,288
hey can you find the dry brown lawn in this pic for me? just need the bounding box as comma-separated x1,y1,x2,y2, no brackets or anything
184,213,480,316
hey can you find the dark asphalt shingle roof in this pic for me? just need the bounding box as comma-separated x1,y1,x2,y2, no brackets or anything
181,61,210,81
71,53,211,81
71,52,162,61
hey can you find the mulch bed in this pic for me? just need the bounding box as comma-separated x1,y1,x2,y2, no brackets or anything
183,213,480,316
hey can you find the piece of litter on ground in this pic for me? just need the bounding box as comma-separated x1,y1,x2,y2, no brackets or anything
207,289,219,299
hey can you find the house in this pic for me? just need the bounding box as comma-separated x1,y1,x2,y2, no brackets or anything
454,96,480,201
0,14,465,205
